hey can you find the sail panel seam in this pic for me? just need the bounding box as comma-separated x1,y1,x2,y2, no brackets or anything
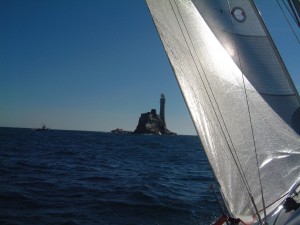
169,0,254,205
226,0,268,223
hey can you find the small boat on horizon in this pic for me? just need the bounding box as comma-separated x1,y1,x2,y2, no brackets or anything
34,123,49,131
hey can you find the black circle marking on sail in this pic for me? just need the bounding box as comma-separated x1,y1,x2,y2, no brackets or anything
231,7,246,22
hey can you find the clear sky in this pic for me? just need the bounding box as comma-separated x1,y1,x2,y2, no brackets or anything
1,1,299,135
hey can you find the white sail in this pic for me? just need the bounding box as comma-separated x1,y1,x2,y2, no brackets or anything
146,0,300,222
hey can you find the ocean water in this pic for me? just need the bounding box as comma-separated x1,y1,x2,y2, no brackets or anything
0,127,221,225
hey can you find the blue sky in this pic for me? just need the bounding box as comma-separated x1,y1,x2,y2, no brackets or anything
0,1,299,135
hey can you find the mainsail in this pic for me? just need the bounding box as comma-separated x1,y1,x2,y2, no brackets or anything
146,0,300,222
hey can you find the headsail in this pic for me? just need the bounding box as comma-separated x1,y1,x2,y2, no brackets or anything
146,0,300,222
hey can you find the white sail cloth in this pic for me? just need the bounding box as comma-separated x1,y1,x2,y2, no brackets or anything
146,0,300,221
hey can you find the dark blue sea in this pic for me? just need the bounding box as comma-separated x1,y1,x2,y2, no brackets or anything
0,127,221,225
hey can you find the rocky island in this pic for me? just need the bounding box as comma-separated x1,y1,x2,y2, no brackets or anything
111,94,176,135
110,128,132,134
133,94,176,135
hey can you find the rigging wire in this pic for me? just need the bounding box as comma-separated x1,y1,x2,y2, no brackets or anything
168,0,251,194
227,0,267,222
223,1,266,223
225,1,267,224
167,0,262,222
277,0,300,44
281,0,299,24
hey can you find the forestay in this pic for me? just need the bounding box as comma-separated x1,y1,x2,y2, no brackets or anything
146,0,300,222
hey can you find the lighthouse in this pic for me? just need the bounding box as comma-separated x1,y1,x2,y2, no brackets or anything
160,94,166,129
133,93,176,135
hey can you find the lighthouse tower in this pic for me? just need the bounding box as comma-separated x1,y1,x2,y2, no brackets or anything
160,94,166,128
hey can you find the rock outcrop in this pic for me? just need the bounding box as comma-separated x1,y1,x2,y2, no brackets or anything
111,128,132,134
134,109,176,135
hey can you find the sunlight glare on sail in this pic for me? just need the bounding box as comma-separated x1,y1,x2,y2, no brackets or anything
224,42,236,58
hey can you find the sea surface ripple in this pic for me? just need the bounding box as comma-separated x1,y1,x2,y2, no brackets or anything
0,127,220,225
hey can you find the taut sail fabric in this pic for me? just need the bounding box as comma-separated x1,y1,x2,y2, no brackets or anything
146,0,300,221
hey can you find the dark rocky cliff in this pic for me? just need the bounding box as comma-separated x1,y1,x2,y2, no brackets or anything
134,109,176,135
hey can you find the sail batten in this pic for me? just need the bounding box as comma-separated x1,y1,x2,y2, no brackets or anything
146,0,300,221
